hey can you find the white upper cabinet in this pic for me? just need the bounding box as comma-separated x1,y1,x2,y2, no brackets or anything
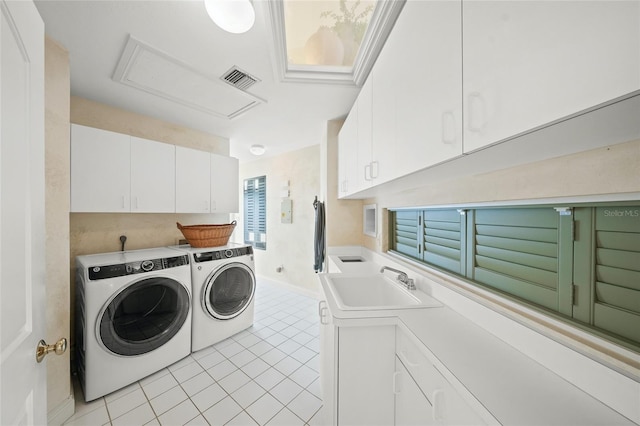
210,153,239,213
338,106,359,198
356,77,374,191
71,124,130,212
394,0,463,170
130,136,175,213
462,0,640,153
175,146,211,213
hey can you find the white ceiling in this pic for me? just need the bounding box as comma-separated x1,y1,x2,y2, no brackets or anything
34,0,362,163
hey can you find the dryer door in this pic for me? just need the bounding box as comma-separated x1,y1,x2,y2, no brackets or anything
203,262,255,320
99,277,190,356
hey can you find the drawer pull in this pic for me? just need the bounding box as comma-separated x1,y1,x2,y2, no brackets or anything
398,350,420,369
432,389,445,421
318,301,329,325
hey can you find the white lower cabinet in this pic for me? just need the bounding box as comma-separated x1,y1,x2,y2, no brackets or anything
319,301,396,425
396,328,493,426
395,357,435,425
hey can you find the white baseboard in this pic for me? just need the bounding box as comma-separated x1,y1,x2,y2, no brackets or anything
47,392,75,426
256,275,321,300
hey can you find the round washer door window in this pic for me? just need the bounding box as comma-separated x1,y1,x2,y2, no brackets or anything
99,277,190,356
203,263,255,320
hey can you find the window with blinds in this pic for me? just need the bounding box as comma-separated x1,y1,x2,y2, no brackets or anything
592,207,640,345
243,176,266,250
390,204,640,351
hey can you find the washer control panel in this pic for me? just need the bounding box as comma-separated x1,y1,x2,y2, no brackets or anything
194,246,254,263
87,255,189,281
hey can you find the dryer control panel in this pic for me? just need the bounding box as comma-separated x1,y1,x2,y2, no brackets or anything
194,246,253,263
87,255,189,280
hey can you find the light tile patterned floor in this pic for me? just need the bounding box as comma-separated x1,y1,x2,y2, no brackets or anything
64,281,326,426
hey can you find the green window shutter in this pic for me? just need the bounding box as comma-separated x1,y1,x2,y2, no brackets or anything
592,207,640,345
392,210,420,259
423,209,465,275
471,208,561,311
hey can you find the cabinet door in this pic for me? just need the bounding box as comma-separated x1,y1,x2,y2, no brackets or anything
210,154,239,213
371,55,397,185
338,325,396,425
356,77,373,191
175,146,210,213
71,124,130,212
463,0,640,153
394,0,462,171
130,136,175,213
318,301,337,425
395,357,435,426
338,108,358,198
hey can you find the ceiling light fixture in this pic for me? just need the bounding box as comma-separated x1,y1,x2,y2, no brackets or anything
204,0,255,34
249,144,265,155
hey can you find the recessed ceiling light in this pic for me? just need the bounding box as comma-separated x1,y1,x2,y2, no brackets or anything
249,144,265,155
204,0,255,34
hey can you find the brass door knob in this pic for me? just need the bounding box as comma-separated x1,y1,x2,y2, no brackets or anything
36,337,67,363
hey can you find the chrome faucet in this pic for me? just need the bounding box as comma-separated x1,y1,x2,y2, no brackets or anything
380,266,416,290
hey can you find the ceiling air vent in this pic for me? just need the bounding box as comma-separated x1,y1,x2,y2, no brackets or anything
221,67,260,91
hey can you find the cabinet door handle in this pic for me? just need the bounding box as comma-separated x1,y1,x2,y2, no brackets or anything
121,195,125,209
212,200,217,211
441,111,456,145
134,196,138,210
392,371,401,394
432,389,445,421
364,164,372,181
318,301,329,325
467,92,487,133
370,161,379,179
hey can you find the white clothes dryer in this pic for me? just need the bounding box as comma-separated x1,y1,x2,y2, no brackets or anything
172,243,256,352
75,247,191,401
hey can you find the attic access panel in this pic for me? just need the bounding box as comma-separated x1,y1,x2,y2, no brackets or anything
113,36,264,119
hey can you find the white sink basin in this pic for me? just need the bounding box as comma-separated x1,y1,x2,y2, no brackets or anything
326,274,423,311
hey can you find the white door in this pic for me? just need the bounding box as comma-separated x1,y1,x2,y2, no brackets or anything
175,146,210,213
0,1,47,425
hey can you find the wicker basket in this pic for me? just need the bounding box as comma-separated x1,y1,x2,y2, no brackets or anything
176,221,237,248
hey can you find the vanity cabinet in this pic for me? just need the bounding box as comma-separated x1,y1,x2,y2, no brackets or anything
71,124,131,212
130,136,175,213
319,301,396,425
462,0,640,153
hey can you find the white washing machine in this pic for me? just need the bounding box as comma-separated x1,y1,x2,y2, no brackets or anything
172,243,256,352
75,247,192,401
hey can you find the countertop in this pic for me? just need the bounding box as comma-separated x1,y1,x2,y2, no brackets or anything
321,252,637,425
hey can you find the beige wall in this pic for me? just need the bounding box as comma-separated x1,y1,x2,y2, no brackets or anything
70,97,229,155
235,145,322,294
45,36,72,422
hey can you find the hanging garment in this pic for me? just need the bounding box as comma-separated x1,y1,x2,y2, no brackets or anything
313,198,325,273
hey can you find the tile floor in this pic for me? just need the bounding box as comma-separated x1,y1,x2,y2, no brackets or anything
64,281,326,426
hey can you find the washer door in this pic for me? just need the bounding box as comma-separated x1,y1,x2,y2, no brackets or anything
99,277,190,356
203,262,255,320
